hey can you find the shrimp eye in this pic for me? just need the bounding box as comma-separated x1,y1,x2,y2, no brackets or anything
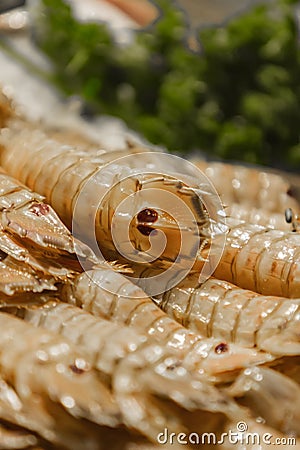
30,202,50,216
69,358,90,374
137,208,158,223
214,342,228,354
69,364,85,374
285,208,293,224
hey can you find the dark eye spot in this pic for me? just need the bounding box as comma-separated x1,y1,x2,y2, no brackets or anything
69,364,85,375
214,342,229,354
137,208,158,223
30,203,50,216
166,361,182,371
137,225,157,236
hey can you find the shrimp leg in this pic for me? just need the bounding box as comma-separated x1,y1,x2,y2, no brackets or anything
0,374,103,450
12,300,245,441
0,423,37,449
0,313,121,432
225,366,300,436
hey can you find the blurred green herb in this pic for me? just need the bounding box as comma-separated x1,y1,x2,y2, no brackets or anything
33,0,300,169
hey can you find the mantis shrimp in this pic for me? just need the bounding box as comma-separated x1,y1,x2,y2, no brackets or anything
210,221,300,297
14,270,300,440
194,159,300,231
0,165,95,304
154,274,300,355
0,312,124,450
9,301,245,443
225,204,291,231
0,118,225,282
193,159,300,215
2,116,300,298
59,266,275,381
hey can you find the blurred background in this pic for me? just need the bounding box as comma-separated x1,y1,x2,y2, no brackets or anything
2,0,300,171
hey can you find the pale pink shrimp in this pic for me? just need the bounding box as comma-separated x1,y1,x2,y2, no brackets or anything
0,313,121,434
4,96,300,300
12,300,244,442
4,124,300,299
61,266,275,383
0,254,57,300
0,166,95,279
193,159,300,215
0,167,97,302
225,204,291,230
0,123,219,273
208,222,300,298
155,275,300,355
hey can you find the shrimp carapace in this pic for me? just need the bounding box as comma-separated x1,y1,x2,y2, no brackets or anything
0,124,226,277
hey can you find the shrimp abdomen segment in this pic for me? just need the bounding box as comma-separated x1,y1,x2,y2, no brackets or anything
213,223,300,298
159,276,300,355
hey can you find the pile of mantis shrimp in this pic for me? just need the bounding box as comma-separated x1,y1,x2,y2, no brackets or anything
0,87,299,450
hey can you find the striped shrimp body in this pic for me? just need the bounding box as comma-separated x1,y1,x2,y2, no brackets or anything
0,167,98,301
13,301,244,441
62,267,274,382
4,122,300,298
0,167,95,278
193,159,300,215
156,276,300,355
0,313,121,433
0,124,219,271
225,204,291,230
0,168,88,257
209,222,300,298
